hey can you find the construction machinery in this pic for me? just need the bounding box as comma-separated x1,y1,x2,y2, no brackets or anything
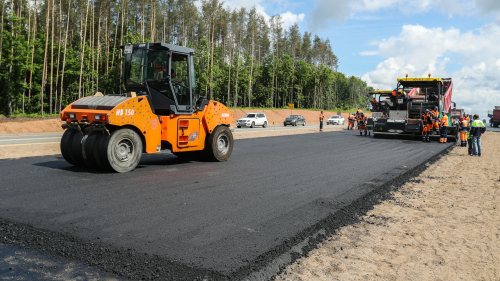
367,90,402,133
60,42,234,172
369,90,402,113
489,106,500,127
373,75,459,141
450,106,464,124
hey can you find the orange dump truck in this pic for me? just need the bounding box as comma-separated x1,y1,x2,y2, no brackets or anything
60,43,234,172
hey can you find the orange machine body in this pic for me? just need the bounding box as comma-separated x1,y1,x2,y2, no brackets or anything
61,96,233,154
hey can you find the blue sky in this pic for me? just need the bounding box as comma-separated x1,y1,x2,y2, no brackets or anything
222,0,500,118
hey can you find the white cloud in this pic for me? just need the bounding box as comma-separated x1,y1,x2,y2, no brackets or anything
280,11,306,29
221,0,305,29
361,21,500,116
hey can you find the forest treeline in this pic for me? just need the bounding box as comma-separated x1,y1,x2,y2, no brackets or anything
0,0,374,116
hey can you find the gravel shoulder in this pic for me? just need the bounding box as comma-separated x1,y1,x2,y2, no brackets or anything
276,131,500,281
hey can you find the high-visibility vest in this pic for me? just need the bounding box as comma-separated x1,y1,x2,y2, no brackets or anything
319,114,324,122
440,115,449,126
459,120,468,131
431,110,439,121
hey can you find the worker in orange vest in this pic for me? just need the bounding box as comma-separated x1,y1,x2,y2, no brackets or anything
439,111,449,143
347,113,354,130
358,112,368,136
319,111,324,131
356,107,362,118
421,109,432,142
458,116,468,147
431,106,440,135
464,114,470,123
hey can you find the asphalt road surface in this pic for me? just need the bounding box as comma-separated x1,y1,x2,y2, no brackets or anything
0,130,452,280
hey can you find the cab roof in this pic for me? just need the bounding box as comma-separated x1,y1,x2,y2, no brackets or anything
368,90,403,95
397,77,452,88
120,42,195,55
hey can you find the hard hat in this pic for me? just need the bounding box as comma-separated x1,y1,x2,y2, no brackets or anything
435,106,438,109
361,111,364,113
442,110,446,113
459,117,464,121
425,109,429,111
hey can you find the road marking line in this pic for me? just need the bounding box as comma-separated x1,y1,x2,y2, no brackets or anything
0,142,60,147
0,137,61,142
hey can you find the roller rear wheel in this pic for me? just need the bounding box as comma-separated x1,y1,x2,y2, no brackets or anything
103,128,143,173
60,128,76,165
69,130,90,167
84,131,104,168
205,126,233,161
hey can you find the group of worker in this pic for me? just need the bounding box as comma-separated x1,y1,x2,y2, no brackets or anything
347,108,368,136
420,106,448,142
319,108,368,136
420,107,486,155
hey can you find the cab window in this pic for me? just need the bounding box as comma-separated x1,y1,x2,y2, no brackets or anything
171,53,190,105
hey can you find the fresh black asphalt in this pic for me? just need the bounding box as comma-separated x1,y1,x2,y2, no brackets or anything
0,130,453,280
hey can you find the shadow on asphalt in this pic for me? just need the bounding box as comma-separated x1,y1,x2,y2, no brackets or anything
31,153,205,174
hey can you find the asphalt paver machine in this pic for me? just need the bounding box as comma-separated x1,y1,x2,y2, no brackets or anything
60,42,234,172
373,76,458,141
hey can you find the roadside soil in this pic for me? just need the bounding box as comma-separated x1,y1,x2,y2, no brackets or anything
276,131,500,281
0,118,64,134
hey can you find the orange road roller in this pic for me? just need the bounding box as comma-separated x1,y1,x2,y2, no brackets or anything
60,42,234,172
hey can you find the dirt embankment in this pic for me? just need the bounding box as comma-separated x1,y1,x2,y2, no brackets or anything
0,109,366,134
277,131,500,281
0,119,65,134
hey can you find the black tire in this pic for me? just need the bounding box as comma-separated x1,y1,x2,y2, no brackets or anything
96,133,112,170
205,126,233,162
263,121,267,128
237,126,241,128
84,131,103,169
60,128,76,165
284,123,287,126
303,121,306,126
250,122,255,128
102,128,143,173
69,130,90,167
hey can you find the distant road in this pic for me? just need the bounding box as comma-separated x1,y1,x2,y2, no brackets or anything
0,124,347,146
0,132,63,146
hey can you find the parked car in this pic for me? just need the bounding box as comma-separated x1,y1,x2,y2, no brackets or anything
327,115,345,125
284,115,306,126
237,113,268,128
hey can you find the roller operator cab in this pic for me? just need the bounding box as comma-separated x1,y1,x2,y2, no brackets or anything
60,42,234,173
373,76,458,141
